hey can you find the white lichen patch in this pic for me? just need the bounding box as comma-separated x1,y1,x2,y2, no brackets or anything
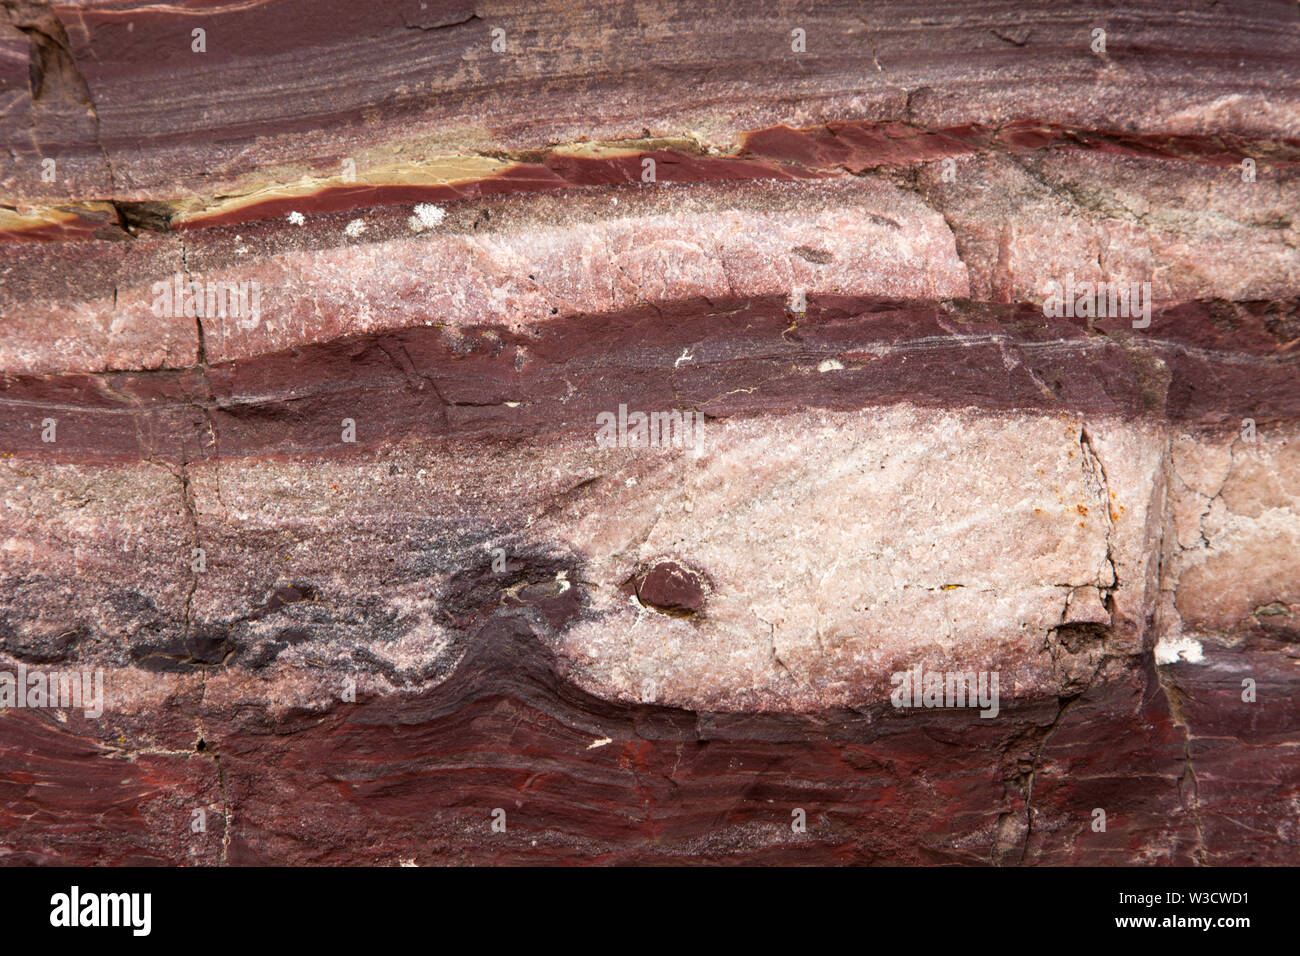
407,203,446,232
1154,636,1206,665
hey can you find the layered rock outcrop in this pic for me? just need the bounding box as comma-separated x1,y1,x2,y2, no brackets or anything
0,0,1296,865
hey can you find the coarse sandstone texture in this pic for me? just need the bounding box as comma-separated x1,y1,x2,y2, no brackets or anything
0,0,1297,866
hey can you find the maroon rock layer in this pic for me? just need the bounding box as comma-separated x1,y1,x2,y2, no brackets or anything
0,0,1297,867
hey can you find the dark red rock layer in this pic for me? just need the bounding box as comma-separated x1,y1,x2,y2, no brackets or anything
6,611,1293,866
1,296,1296,463
4,0,1298,205
1,0,1297,869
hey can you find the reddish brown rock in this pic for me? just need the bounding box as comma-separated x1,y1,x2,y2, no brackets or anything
0,0,1297,868
633,562,709,617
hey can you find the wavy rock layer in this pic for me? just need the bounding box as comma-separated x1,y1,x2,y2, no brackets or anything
0,0,1297,865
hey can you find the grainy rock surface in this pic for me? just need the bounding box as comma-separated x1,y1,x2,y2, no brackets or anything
0,0,1297,866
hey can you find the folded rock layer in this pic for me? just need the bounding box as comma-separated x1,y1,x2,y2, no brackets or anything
0,0,1296,865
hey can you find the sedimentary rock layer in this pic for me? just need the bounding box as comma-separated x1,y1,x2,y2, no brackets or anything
0,0,1296,865
3,0,1298,205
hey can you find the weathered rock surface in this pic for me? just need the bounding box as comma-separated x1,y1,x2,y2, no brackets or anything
0,0,1297,865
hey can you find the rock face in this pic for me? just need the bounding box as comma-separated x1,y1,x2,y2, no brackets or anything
0,0,1297,865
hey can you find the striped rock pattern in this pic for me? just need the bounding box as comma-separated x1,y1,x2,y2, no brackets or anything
0,0,1297,864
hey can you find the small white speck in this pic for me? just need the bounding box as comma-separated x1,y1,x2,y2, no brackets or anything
287,211,305,226
675,348,694,367
587,737,612,750
408,203,446,233
1155,636,1205,665
818,359,845,372
344,218,366,238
